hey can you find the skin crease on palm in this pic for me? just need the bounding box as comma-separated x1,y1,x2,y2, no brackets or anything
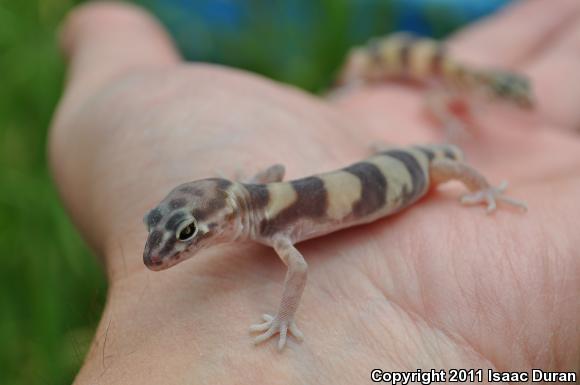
49,1,580,384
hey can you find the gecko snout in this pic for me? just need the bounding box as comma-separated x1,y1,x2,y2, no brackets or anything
143,253,165,271
144,248,188,271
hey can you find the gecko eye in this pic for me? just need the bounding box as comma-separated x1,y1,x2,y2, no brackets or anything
177,222,197,241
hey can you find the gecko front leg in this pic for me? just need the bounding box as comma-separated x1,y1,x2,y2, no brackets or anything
250,237,307,350
430,158,527,213
249,164,285,184
228,164,285,183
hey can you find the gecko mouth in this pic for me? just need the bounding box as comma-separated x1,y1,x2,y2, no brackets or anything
143,253,168,271
144,252,186,271
143,242,195,271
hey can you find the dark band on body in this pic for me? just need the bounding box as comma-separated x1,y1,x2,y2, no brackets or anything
431,44,446,75
415,146,435,161
244,184,270,210
382,150,427,204
261,177,327,236
342,162,387,217
399,39,414,71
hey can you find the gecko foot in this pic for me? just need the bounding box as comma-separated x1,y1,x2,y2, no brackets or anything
460,181,527,214
249,313,304,350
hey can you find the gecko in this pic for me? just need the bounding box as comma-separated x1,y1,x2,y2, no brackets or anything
142,144,526,351
335,33,535,137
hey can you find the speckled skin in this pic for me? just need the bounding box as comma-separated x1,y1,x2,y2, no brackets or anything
143,143,526,350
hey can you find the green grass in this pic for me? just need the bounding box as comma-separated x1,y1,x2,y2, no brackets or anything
0,1,106,384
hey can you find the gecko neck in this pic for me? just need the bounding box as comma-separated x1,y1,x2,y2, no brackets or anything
227,182,262,243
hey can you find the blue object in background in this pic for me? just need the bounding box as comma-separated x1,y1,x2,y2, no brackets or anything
136,0,513,91
392,0,510,36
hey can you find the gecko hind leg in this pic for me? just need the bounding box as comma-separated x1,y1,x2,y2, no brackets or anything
228,164,285,183
430,158,527,214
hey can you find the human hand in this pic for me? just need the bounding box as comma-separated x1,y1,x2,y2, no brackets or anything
50,1,580,383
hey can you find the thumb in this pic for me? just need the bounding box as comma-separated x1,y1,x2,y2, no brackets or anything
60,1,181,96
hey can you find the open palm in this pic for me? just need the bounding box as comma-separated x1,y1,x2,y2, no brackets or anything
50,1,580,383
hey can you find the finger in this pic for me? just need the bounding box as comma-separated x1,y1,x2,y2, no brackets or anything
448,0,580,68
524,16,580,129
60,2,180,96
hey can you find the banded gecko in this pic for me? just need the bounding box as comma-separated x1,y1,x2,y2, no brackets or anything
336,33,535,136
143,144,526,350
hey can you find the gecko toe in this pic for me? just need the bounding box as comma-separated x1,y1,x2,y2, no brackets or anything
498,196,527,211
461,183,526,214
277,324,288,351
288,321,304,341
485,196,497,214
253,326,277,345
250,314,303,350
249,321,271,333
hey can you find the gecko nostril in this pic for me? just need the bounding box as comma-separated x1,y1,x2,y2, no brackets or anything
144,254,163,266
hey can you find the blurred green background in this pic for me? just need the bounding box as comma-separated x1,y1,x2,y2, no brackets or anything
0,0,509,384
0,1,106,384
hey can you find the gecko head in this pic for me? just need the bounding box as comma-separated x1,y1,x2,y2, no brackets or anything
142,178,239,271
482,70,535,109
